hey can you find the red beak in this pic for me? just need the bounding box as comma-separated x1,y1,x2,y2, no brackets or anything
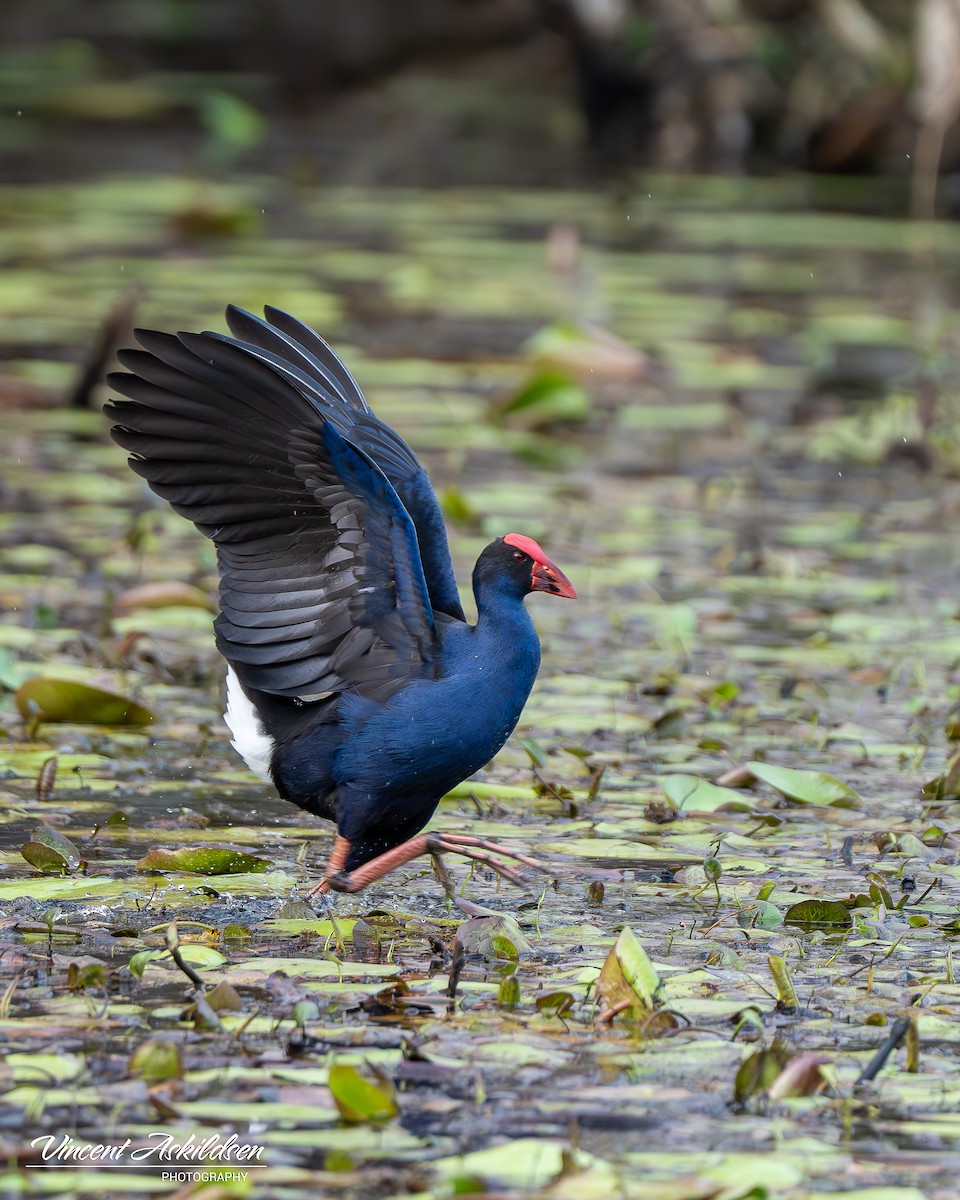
531,558,577,599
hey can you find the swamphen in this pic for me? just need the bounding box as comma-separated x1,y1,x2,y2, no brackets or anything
106,306,576,894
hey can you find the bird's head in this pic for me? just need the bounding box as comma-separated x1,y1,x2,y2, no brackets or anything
495,533,577,599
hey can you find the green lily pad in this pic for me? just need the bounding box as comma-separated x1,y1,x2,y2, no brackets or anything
19,841,70,874
328,1063,397,1124
137,847,271,876
783,899,853,929
597,927,662,1017
128,1040,183,1083
15,677,153,726
659,774,756,813
746,763,860,808
455,914,532,959
20,825,82,874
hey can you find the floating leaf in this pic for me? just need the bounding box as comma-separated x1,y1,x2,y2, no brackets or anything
293,1000,321,1027
768,955,799,1009
15,678,153,726
222,923,253,941
205,981,243,1013
660,774,756,813
734,1043,791,1102
746,762,860,807
490,935,520,963
128,950,165,980
20,841,70,875
176,945,227,969
32,825,82,864
783,899,852,929
737,899,783,930
328,1063,397,1124
498,975,521,1009
597,927,662,1018
137,847,270,876
21,825,83,874
128,1040,183,1083
455,914,532,960
535,991,574,1017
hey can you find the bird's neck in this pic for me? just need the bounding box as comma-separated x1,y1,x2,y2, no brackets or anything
471,578,541,674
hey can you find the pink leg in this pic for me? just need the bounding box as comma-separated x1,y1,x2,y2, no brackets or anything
306,834,350,897
311,831,544,895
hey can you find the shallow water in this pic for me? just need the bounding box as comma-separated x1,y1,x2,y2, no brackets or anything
2,175,960,1197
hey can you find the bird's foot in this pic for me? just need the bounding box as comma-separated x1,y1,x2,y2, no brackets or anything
310,831,544,894
421,833,544,889
304,834,350,898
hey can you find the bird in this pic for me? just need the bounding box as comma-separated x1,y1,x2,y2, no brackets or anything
105,305,576,895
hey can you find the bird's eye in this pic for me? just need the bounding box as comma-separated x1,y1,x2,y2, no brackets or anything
512,551,526,563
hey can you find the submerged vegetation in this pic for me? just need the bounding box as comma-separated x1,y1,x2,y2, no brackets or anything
1,175,960,1197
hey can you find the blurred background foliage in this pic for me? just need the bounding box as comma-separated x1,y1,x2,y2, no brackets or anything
1,0,959,213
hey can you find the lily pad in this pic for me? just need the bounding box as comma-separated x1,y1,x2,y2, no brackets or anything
328,1063,397,1124
784,899,853,929
20,825,82,874
659,774,757,813
455,913,532,959
746,762,860,808
15,677,153,726
19,841,71,874
137,847,271,876
128,1040,183,1083
597,927,662,1017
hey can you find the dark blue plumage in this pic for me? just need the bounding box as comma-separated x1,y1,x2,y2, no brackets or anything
106,306,575,892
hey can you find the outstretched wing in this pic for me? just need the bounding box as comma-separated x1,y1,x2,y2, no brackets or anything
217,305,465,622
106,322,441,702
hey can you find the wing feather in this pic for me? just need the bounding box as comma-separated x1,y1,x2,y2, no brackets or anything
106,318,442,701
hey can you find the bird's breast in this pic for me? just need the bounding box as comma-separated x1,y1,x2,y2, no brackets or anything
335,647,538,798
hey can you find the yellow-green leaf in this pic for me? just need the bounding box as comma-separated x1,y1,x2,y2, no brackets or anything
128,1040,183,1083
783,899,852,929
137,847,270,876
16,677,153,726
597,927,662,1017
660,774,756,813
328,1064,397,1124
746,762,860,807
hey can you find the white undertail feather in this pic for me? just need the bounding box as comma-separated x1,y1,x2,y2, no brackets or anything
224,666,275,782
